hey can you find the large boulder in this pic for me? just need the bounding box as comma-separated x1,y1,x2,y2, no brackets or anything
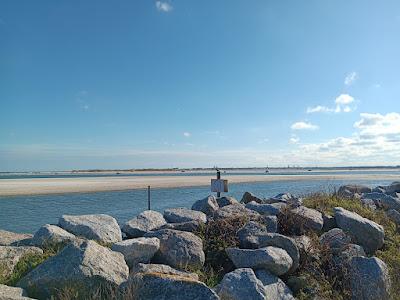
320,228,351,252
59,214,122,243
245,201,284,216
385,181,400,195
349,256,391,300
160,221,200,233
0,246,43,279
0,284,34,300
261,215,278,233
239,232,300,273
164,208,207,224
213,204,260,220
362,192,400,211
111,237,160,268
241,192,263,204
144,229,204,270
255,269,295,300
121,273,218,300
226,247,292,276
338,185,371,198
132,263,199,280
30,224,75,247
216,268,265,300
0,230,32,247
17,240,129,299
237,221,268,247
290,206,324,232
122,210,167,238
386,209,400,225
268,193,303,208
334,207,384,254
191,195,219,216
217,196,239,207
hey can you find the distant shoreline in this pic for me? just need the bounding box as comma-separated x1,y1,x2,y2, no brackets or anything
0,173,399,197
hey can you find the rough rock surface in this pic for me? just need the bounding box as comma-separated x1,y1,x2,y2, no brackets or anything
237,221,268,247
334,207,384,254
290,206,324,232
362,192,400,211
241,192,263,204
255,269,295,300
261,215,278,233
216,196,239,207
386,209,400,225
385,181,400,195
122,210,167,238
59,214,122,243
213,203,260,220
268,193,303,207
160,221,200,233
30,224,75,247
17,240,129,299
0,284,33,300
240,232,300,273
0,230,32,247
191,195,219,216
349,256,391,300
338,185,371,198
320,228,351,251
132,263,199,280
111,237,160,267
226,247,292,276
164,208,207,224
0,246,43,279
144,229,205,270
245,201,283,216
216,268,265,300
121,273,219,300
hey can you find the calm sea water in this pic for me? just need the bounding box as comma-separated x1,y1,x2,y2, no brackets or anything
0,177,396,233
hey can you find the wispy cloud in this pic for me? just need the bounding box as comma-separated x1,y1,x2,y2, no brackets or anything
344,71,358,86
307,94,356,114
156,1,173,12
183,132,191,137
289,135,300,144
291,121,319,131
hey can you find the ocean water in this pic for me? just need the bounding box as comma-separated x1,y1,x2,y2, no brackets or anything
0,177,395,233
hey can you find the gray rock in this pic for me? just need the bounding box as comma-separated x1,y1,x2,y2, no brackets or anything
122,210,167,238
241,192,263,204
217,196,239,207
17,240,129,299
340,243,366,260
0,230,32,247
121,272,218,300
334,207,384,254
386,209,400,225
59,214,122,243
338,185,371,198
132,263,199,280
291,235,312,253
372,186,387,194
213,203,260,220
349,256,391,300
241,233,300,273
237,221,268,247
111,237,160,268
290,206,324,232
261,215,278,233
160,221,200,233
385,181,400,195
0,284,34,300
245,201,282,216
144,229,204,270
361,198,377,210
30,224,75,247
362,192,400,211
269,193,303,207
0,246,43,279
226,247,292,276
255,269,295,300
216,268,265,300
320,228,351,251
164,208,207,224
322,213,336,232
191,195,219,216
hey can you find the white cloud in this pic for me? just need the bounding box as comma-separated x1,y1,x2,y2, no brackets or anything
307,94,356,114
306,105,335,114
291,121,319,131
183,132,191,137
156,1,173,12
344,71,358,86
354,112,400,138
335,94,354,105
290,136,300,144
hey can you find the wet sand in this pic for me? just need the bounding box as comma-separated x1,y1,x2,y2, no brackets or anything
0,173,398,196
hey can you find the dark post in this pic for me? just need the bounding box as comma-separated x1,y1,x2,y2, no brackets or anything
217,170,221,198
147,186,151,210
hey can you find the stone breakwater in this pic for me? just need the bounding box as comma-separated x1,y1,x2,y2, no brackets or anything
0,181,399,299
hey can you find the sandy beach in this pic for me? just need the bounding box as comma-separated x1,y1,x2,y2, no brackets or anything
0,173,399,196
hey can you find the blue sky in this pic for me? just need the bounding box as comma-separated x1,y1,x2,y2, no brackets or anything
1,0,400,171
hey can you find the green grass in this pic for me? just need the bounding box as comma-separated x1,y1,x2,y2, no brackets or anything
303,193,400,300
